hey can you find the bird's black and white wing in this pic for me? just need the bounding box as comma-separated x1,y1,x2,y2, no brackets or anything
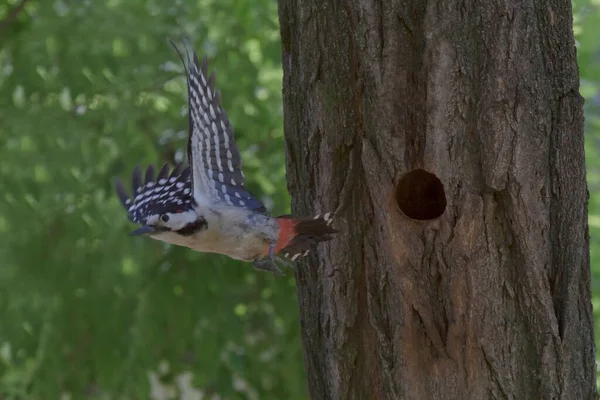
115,163,194,224
171,41,265,213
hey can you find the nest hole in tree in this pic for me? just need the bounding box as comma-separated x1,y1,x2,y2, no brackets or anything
395,169,446,220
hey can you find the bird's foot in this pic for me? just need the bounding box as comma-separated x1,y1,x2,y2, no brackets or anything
251,243,295,276
252,258,285,275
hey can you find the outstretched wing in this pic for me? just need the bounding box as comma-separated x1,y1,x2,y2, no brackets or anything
115,163,194,224
170,41,265,213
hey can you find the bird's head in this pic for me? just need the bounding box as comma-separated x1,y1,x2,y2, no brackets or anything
115,164,207,238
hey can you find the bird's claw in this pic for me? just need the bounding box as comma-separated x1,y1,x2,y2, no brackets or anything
252,243,295,276
252,258,285,275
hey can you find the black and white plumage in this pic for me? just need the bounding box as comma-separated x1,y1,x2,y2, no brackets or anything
115,163,193,225
171,41,265,213
114,40,338,274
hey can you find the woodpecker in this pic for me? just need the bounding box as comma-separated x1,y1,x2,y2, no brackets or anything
114,41,337,274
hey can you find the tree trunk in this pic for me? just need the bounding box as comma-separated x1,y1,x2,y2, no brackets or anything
278,0,596,399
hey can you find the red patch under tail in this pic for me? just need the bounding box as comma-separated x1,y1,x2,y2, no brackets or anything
270,213,338,261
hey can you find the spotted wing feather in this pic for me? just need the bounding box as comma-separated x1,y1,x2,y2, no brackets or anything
115,164,195,225
170,41,265,213
157,164,170,180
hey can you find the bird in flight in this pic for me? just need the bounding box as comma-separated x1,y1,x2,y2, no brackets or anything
115,41,337,274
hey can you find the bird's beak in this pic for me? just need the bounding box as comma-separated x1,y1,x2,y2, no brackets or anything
129,225,156,236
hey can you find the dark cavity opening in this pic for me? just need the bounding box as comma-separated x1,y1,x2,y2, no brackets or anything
395,169,446,220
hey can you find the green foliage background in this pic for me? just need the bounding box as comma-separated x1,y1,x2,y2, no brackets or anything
577,0,600,389
0,0,302,399
0,0,599,398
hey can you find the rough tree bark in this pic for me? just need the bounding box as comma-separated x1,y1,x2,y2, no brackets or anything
278,0,596,399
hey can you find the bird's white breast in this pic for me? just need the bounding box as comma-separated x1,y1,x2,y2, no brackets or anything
151,206,279,261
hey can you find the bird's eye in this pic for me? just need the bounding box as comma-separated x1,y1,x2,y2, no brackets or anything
160,214,170,223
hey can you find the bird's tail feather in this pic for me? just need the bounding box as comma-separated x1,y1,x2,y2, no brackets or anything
274,213,337,261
